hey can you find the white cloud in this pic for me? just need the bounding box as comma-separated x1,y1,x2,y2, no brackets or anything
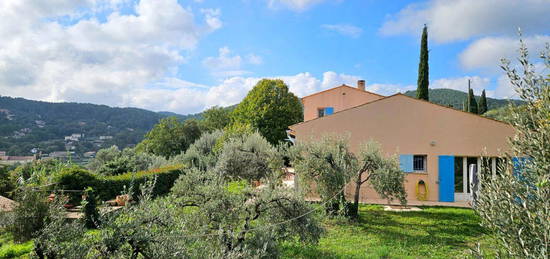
459,35,550,72
0,0,221,105
247,54,264,65
431,76,491,94
201,8,222,31
380,0,550,43
268,0,329,11
203,47,243,72
367,83,415,96
322,24,363,38
494,75,518,99
127,71,418,114
202,47,263,77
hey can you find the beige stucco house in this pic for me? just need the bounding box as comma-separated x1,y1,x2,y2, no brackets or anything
289,81,515,205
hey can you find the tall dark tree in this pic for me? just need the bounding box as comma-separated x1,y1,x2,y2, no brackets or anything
416,25,429,101
466,80,478,114
478,89,488,114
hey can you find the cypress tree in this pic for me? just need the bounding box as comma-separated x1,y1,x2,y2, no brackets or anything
416,25,429,101
478,89,488,114
467,80,478,114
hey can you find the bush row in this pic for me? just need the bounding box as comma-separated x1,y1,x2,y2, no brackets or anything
53,165,185,203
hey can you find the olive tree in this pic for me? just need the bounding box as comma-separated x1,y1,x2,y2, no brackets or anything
292,136,406,218
215,132,283,182
351,141,406,218
169,168,323,258
6,188,51,242
474,42,549,258
175,130,223,171
88,146,166,176
291,136,357,216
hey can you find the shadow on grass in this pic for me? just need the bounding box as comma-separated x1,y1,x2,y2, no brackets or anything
281,205,487,258
355,206,485,253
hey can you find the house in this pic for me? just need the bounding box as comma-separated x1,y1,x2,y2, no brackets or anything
301,80,384,121
64,133,83,142
0,151,36,165
289,81,515,205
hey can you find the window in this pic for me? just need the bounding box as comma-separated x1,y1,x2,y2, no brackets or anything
317,107,334,118
317,108,325,118
413,155,427,171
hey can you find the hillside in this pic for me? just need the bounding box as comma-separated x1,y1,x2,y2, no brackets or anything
0,96,197,156
403,88,524,110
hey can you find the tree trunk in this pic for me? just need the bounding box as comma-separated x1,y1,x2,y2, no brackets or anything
351,172,363,219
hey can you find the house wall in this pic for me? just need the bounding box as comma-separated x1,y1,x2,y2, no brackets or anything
302,85,383,121
291,94,515,202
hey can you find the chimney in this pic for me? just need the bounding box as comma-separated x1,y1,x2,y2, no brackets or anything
357,80,365,91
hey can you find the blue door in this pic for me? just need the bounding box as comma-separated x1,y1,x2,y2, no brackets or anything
438,156,455,202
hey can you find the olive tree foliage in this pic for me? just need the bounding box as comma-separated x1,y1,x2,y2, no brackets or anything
169,168,323,258
291,136,357,216
215,132,283,182
34,169,323,258
5,188,51,242
178,129,284,183
33,196,88,259
474,42,550,258
173,130,223,171
87,146,167,176
291,136,407,218
351,141,407,217
33,179,193,259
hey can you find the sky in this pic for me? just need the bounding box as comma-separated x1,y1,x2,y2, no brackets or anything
0,0,548,115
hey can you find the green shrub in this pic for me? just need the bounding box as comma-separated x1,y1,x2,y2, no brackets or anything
97,164,185,201
53,167,100,204
0,240,34,259
7,189,50,242
81,187,100,229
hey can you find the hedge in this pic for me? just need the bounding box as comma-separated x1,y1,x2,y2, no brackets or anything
97,164,185,201
54,165,185,202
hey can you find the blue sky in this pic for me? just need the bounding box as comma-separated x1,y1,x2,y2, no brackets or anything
0,0,548,114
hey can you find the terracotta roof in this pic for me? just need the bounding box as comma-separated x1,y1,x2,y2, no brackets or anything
301,84,385,100
290,93,512,129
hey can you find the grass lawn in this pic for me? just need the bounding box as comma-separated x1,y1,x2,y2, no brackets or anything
281,205,492,259
0,231,33,259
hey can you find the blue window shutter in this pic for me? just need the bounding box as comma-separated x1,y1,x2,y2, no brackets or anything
399,155,413,173
438,156,455,202
324,107,334,115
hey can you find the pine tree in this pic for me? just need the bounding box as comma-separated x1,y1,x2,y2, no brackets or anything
467,80,478,114
478,89,488,114
416,25,429,101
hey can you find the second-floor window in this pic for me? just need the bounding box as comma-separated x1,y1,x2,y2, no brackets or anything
318,108,325,118
318,107,334,118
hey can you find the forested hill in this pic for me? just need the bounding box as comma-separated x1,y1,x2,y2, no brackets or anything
0,95,198,155
403,88,525,110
